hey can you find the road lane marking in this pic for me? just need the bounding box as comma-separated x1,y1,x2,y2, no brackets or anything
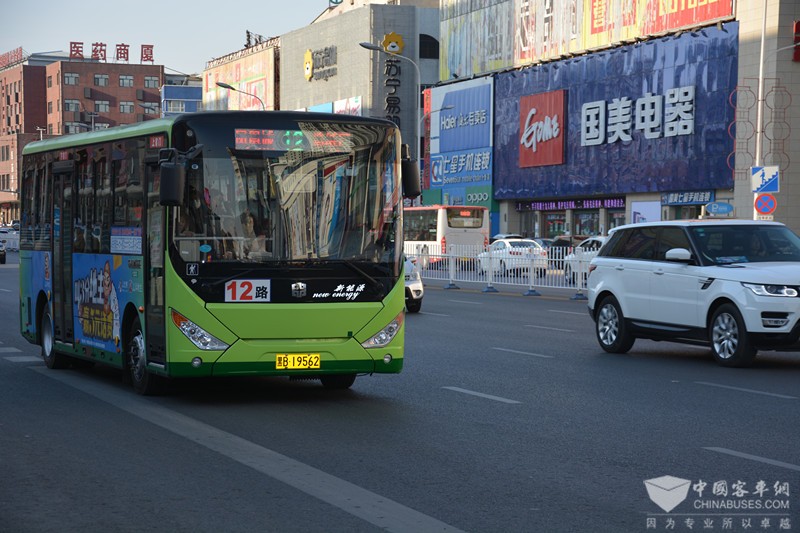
491,347,553,359
419,311,450,317
442,386,521,404
0,288,11,292
695,381,796,400
6,355,40,363
33,368,466,533
0,347,23,353
704,448,800,472
547,310,586,316
524,325,574,332
447,299,482,305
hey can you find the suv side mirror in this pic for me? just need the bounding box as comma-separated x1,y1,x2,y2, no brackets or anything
665,248,692,262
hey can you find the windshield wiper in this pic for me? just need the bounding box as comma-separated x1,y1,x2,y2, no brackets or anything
327,260,384,292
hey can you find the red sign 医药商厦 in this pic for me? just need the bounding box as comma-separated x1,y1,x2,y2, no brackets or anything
518,90,565,168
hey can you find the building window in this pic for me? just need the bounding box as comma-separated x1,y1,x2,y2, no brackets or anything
419,34,439,59
166,100,185,113
144,76,159,88
64,99,80,112
141,104,158,115
94,74,109,87
47,101,53,114
119,75,134,87
64,73,79,85
48,124,53,135
47,76,52,88
65,122,86,134
95,100,110,113
120,101,134,113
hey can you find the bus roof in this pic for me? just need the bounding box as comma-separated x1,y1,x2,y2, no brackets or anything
22,110,401,156
22,117,176,155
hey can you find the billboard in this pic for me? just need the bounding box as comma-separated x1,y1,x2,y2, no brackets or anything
493,22,738,200
439,0,734,80
429,77,494,202
203,45,277,111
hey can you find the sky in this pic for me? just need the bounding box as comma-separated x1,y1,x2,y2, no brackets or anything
2,1,327,75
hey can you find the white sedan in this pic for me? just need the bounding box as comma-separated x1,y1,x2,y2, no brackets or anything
477,238,547,277
564,236,606,284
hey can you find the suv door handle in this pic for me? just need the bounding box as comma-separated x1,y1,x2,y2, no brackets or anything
654,269,664,275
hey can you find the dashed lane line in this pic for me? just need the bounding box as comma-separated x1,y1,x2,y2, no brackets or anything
491,347,553,359
704,448,800,472
695,381,796,400
442,386,521,404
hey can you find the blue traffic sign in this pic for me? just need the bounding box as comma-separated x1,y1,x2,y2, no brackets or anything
705,201,733,215
751,166,780,193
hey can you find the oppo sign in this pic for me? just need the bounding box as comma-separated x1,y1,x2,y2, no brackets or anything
467,192,489,203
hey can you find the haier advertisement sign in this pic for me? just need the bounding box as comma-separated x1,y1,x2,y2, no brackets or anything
429,78,494,201
493,22,739,200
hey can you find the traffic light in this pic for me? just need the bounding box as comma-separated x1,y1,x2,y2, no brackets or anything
794,21,800,62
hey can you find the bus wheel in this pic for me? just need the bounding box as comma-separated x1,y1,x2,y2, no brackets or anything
320,374,356,390
41,310,68,369
125,319,161,395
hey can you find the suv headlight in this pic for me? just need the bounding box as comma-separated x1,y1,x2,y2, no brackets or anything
361,311,404,349
742,283,798,298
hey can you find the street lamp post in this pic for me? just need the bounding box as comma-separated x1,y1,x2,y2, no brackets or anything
418,104,455,165
416,105,455,205
359,41,422,161
216,81,266,111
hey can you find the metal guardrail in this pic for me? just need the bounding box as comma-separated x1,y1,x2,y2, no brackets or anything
404,243,597,299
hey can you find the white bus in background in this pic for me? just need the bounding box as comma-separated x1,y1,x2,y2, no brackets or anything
403,205,489,268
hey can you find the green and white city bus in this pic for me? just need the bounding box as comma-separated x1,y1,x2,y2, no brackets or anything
20,111,419,394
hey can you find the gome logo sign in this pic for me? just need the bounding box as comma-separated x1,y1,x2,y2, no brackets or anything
518,90,565,168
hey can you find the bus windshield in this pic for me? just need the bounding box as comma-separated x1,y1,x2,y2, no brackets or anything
173,120,400,265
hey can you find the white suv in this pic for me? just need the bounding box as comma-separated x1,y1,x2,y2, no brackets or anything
587,220,800,367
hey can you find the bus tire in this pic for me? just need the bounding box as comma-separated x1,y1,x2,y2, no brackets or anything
125,318,162,395
41,309,69,369
320,374,356,390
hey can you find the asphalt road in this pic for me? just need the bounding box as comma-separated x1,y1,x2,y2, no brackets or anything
1,253,798,532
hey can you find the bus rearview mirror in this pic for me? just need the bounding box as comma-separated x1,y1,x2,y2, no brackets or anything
401,160,420,199
160,161,185,207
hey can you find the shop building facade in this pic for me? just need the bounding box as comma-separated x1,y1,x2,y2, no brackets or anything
431,0,800,237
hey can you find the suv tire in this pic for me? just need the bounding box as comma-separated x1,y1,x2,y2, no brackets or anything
709,303,756,367
595,295,635,354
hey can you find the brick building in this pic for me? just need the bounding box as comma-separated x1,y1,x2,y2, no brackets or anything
0,46,164,225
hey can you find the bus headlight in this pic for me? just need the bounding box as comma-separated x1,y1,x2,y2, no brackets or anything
361,311,404,349
171,310,229,351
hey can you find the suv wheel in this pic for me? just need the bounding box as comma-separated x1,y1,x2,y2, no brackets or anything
595,295,635,353
709,304,756,367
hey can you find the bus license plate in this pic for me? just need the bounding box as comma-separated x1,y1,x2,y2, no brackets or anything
276,353,320,370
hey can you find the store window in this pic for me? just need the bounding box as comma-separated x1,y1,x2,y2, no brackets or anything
545,212,566,238
607,210,625,232
574,210,599,236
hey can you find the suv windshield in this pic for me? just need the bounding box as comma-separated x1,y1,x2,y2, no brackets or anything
172,119,400,266
690,224,800,265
